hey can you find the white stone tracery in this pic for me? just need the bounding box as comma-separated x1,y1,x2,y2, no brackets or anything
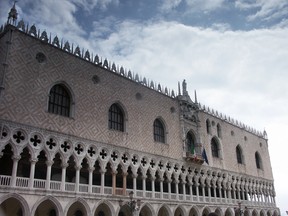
0,120,278,216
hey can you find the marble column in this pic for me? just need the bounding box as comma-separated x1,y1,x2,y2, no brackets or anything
11,155,20,187
45,160,53,190
29,159,37,188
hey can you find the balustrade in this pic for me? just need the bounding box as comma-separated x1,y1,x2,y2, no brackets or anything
33,179,46,189
0,174,276,208
0,175,11,186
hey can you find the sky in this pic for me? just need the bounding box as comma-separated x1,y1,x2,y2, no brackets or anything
0,0,288,214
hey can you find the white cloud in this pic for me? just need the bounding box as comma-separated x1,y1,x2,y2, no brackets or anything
71,0,119,11
17,0,85,36
185,0,225,11
235,0,288,22
159,0,182,12
159,0,225,13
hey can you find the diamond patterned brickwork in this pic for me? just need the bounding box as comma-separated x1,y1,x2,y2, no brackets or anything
0,27,274,181
0,29,183,159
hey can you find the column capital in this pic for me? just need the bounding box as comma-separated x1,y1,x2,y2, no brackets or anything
61,162,68,168
12,155,21,161
88,167,95,172
30,158,38,163
46,160,54,166
75,165,82,171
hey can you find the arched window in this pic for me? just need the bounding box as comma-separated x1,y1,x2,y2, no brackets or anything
236,145,243,164
108,103,124,132
255,152,262,169
217,123,222,138
186,132,196,154
0,144,13,176
48,84,71,117
206,119,211,134
153,118,165,143
211,137,219,158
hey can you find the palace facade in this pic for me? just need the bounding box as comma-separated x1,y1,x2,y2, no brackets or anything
0,5,279,216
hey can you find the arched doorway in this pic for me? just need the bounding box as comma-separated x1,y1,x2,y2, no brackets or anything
175,206,185,216
94,203,112,216
119,204,132,216
0,197,24,216
139,204,153,216
202,207,210,216
67,201,87,216
158,205,171,216
189,207,199,216
34,199,58,216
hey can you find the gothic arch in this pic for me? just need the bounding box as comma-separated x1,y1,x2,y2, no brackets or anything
236,145,244,164
174,204,186,216
20,144,35,160
216,123,222,138
260,209,266,216
0,193,30,216
157,203,172,216
255,152,263,170
244,208,251,216
215,207,223,216
186,130,196,154
64,197,91,216
93,200,115,216
0,143,17,158
252,209,259,216
202,206,212,216
211,136,221,159
31,195,64,216
206,119,211,134
0,143,14,176
224,207,233,216
189,206,200,216
139,202,155,216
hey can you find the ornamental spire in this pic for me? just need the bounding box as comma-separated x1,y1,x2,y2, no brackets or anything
194,90,198,104
8,1,18,25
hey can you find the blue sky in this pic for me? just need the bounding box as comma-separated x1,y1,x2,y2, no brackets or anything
1,0,288,214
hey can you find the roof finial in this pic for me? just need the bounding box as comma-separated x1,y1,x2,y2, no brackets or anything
194,90,198,104
8,1,18,25
178,81,181,95
182,79,188,95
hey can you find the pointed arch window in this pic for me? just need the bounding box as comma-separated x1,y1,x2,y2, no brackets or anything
211,137,219,158
109,103,124,132
236,145,244,164
217,123,222,138
255,152,263,169
186,132,196,154
48,84,71,117
206,119,211,134
153,118,165,143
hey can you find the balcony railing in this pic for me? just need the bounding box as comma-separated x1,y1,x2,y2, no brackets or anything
0,175,276,207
